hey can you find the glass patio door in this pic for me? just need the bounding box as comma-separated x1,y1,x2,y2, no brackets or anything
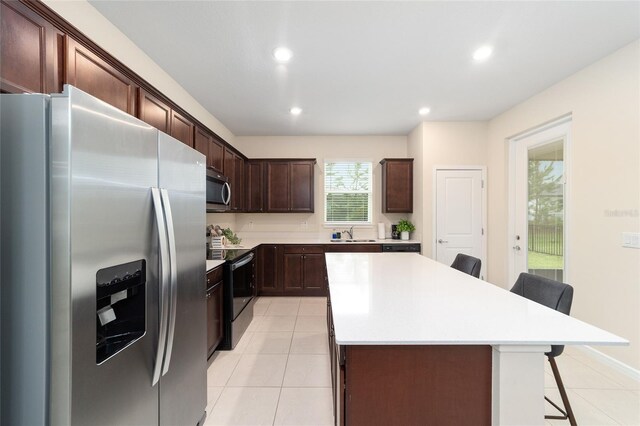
510,119,570,284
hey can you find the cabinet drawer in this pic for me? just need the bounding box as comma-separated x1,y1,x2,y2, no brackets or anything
206,266,223,289
283,245,324,254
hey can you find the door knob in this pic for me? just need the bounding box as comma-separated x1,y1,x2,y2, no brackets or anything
438,239,448,244
512,245,521,251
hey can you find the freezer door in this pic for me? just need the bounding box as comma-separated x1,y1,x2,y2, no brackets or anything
157,132,207,425
0,94,50,426
51,86,160,425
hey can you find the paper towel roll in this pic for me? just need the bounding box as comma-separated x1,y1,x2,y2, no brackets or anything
377,223,385,240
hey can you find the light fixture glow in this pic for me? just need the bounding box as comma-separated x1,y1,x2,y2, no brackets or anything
418,107,431,116
273,47,293,63
290,107,302,116
473,45,493,62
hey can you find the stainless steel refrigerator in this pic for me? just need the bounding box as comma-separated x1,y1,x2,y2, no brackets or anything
1,86,207,425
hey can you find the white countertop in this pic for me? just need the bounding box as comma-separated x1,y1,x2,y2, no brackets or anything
205,238,421,271
237,238,421,251
206,260,225,271
326,253,628,347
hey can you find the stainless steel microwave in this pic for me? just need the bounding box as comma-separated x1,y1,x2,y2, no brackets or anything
206,168,231,212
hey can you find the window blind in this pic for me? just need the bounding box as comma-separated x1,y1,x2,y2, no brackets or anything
324,161,372,224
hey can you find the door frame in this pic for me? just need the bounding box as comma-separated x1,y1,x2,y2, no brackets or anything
432,165,488,279
507,114,572,285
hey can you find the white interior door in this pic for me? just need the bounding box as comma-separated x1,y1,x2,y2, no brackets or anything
435,169,485,278
510,119,569,285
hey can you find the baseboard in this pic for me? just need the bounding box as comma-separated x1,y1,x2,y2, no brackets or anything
576,345,640,382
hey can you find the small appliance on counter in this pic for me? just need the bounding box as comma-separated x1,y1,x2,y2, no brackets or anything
391,224,400,239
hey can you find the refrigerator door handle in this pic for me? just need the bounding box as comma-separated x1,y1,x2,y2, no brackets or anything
151,187,171,386
160,188,178,375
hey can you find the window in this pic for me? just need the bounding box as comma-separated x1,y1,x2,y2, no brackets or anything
324,161,372,225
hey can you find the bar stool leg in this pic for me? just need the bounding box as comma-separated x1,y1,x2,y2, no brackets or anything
545,357,577,426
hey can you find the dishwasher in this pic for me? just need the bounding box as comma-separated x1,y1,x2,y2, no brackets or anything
382,243,421,253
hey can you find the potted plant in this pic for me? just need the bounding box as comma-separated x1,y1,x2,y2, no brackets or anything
396,219,415,241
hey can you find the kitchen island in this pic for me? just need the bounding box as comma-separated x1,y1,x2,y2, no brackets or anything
325,253,627,426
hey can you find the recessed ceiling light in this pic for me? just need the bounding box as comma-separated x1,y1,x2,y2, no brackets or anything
273,47,293,63
473,45,493,62
418,107,431,116
290,107,302,116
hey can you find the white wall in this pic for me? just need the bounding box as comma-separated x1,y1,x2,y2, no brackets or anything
43,0,235,144
486,40,640,369
233,136,407,239
408,122,489,258
407,124,425,241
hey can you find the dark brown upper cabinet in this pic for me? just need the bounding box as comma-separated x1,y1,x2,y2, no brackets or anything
194,126,211,160
209,138,224,172
1,1,63,94
65,36,137,115
245,160,265,212
137,88,171,133
223,147,234,174
169,109,194,147
223,147,245,211
380,158,414,213
234,155,245,211
290,161,314,213
2,0,238,183
265,160,315,213
266,161,290,212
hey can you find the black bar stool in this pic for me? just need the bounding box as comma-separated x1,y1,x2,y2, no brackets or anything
510,272,577,426
450,253,481,278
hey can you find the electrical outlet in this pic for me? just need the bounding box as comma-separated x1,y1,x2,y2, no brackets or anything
622,232,640,249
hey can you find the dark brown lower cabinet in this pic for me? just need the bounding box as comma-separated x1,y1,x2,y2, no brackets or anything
302,253,325,290
324,244,382,253
327,300,492,426
258,244,394,297
206,266,224,358
283,253,303,292
257,244,282,295
282,245,326,296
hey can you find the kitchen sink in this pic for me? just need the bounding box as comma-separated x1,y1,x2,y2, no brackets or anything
330,239,377,243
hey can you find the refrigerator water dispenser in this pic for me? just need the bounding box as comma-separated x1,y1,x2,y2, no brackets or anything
96,259,146,364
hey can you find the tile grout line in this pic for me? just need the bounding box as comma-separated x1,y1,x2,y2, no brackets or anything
272,300,299,425
564,352,639,391
547,387,622,425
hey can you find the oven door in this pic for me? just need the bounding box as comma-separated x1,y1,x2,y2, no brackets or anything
229,252,255,319
206,168,231,212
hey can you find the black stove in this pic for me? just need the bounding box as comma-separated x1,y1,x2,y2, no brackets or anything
220,249,255,350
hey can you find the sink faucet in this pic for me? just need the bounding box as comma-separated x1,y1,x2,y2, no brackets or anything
343,226,354,239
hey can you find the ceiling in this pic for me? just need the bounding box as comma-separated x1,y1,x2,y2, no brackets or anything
89,1,640,136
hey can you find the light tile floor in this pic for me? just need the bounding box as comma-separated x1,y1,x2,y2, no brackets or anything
205,296,640,426
205,297,333,426
544,347,640,425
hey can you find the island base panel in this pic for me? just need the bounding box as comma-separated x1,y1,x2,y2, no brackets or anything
345,345,492,426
